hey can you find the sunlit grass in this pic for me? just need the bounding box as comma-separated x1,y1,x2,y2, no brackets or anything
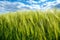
0,10,60,40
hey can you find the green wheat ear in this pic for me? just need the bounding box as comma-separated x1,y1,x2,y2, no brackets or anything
0,10,60,40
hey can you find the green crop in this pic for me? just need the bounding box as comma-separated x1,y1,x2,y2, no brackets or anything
0,10,60,40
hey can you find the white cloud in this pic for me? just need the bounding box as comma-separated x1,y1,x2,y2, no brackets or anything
15,2,26,8
0,1,26,12
40,0,46,2
40,1,59,10
0,1,41,12
56,0,60,3
26,0,59,10
29,0,34,1
46,1,57,6
29,4,41,9
0,0,60,13
26,1,38,4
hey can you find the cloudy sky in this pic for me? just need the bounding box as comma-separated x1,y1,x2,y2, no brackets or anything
0,0,60,13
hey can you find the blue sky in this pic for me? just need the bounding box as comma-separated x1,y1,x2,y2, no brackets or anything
0,0,60,13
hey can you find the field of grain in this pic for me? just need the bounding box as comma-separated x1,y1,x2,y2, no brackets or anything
0,10,60,40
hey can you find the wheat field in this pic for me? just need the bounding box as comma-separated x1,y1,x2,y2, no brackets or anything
0,10,60,40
